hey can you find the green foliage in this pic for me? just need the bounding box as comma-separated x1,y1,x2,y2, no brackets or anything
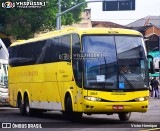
0,0,86,39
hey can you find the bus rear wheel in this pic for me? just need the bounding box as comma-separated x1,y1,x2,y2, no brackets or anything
17,95,25,115
118,112,131,121
24,95,44,116
24,95,35,116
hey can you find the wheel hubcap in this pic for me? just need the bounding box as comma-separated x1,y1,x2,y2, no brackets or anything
26,105,29,113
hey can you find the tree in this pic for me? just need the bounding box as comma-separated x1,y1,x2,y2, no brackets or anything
0,0,86,39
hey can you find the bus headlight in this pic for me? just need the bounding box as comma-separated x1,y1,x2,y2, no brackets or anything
84,96,101,101
135,96,149,102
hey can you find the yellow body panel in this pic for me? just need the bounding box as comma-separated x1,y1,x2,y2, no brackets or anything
83,90,149,113
9,62,74,108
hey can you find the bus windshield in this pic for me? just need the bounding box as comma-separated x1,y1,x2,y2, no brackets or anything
83,35,148,91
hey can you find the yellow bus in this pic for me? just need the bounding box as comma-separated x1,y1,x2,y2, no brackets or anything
9,28,150,121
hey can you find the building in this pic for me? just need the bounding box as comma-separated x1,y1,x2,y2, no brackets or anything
91,21,125,28
127,16,160,28
127,16,160,77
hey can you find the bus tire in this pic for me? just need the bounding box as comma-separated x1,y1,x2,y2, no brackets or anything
118,112,131,121
24,95,33,116
65,96,73,114
17,95,25,115
64,96,82,120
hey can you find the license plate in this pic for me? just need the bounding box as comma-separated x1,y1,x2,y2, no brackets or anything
113,105,124,110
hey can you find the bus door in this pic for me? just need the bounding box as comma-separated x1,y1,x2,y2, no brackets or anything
72,34,83,112
57,35,73,110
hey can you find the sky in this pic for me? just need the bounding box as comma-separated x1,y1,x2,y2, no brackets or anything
87,0,160,25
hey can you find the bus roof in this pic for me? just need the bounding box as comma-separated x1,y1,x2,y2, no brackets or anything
10,28,142,47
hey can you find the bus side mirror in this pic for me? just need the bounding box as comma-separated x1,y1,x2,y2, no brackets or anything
147,55,155,74
149,61,155,74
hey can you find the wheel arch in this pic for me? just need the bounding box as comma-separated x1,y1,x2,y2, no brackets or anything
17,90,23,99
17,91,23,107
23,90,30,103
64,90,74,111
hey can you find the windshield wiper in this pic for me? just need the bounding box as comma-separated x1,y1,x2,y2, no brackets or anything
119,71,135,89
103,57,107,88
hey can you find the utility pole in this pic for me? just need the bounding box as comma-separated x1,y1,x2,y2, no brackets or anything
56,0,61,30
56,0,88,30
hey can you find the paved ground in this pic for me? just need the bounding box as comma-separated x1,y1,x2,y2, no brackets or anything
0,97,160,131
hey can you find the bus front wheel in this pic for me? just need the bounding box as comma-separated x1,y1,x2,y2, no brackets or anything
118,112,131,121
64,96,82,120
65,96,73,115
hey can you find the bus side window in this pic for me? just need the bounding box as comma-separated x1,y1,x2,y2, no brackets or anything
54,38,61,62
39,39,55,63
33,40,46,63
16,41,46,66
9,46,20,67
72,33,82,88
61,35,71,62
36,39,60,64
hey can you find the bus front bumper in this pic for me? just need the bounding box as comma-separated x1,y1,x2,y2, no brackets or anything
83,100,148,113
